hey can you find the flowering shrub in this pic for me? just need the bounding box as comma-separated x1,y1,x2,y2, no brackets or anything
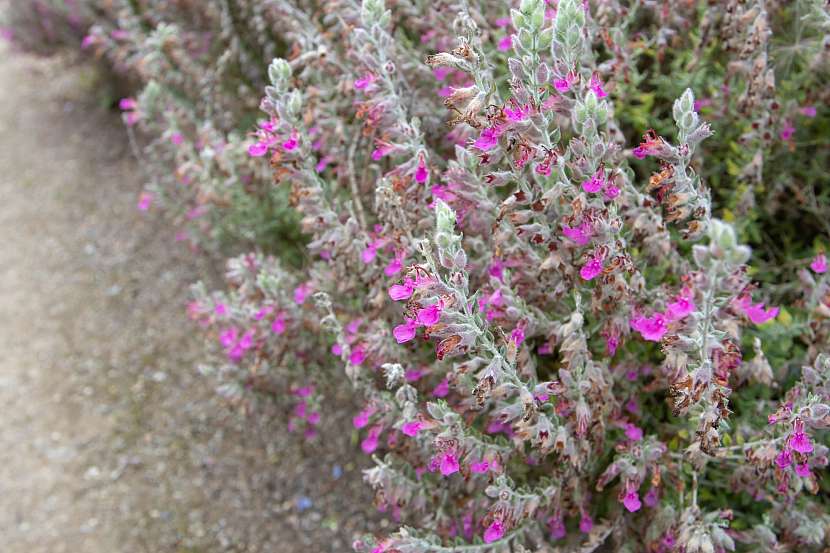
9,0,830,551
184,0,830,550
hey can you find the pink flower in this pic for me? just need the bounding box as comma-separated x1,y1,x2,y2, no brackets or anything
562,221,593,246
137,192,153,211
384,252,405,276
354,73,377,91
511,325,526,346
780,121,795,141
497,35,512,52
294,283,312,305
604,184,620,200
631,313,668,342
271,314,286,334
470,460,489,473
580,255,604,281
734,295,779,325
553,78,571,93
393,318,418,343
622,489,642,513
282,130,299,151
414,155,429,184
581,167,606,193
432,378,449,397
666,292,695,321
80,34,97,49
484,520,505,543
589,73,608,98
504,102,531,122
644,487,659,508
800,105,817,118
248,141,268,157
810,253,827,274
548,516,566,540
579,514,593,534
789,431,813,454
624,423,643,441
353,407,374,429
440,453,459,476
775,448,792,468
401,421,423,437
170,133,184,145
417,304,442,326
119,98,137,111
553,73,576,93
795,462,811,478
474,126,502,151
349,344,367,365
361,425,383,454
389,279,415,301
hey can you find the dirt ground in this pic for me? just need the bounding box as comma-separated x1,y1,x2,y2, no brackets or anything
0,47,378,553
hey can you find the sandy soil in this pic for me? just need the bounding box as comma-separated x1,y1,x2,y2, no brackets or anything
0,47,377,553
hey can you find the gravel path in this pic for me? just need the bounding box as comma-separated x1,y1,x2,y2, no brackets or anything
0,48,377,552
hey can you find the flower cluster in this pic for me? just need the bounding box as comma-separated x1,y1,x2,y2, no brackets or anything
10,0,830,551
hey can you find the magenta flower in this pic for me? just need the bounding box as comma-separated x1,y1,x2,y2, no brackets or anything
504,102,532,122
562,221,592,246
248,141,268,157
510,325,526,346
581,167,605,193
384,251,405,276
553,73,576,93
294,283,312,305
553,78,571,93
393,318,418,343
795,463,811,477
497,35,513,52
271,314,286,335
589,73,608,98
734,295,779,325
389,279,415,301
474,126,502,151
137,192,153,211
349,344,367,365
666,292,695,321
800,105,817,118
775,448,792,469
361,425,382,454
789,431,813,454
483,520,505,543
119,97,137,111
432,378,449,397
282,130,299,151
401,421,423,437
414,155,429,184
604,184,620,200
354,72,377,91
780,121,795,141
440,452,459,476
470,460,489,473
416,303,442,326
548,515,566,540
579,514,593,534
644,487,659,508
371,140,395,160
580,255,604,281
352,407,374,429
170,133,184,145
622,489,642,513
630,313,667,342
810,253,827,274
624,423,643,441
